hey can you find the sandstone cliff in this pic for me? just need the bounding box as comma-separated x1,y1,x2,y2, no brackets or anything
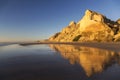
49,10,120,42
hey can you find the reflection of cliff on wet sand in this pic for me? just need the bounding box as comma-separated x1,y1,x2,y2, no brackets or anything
49,44,120,77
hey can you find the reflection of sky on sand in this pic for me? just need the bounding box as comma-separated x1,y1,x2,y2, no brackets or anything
49,44,120,77
0,44,52,59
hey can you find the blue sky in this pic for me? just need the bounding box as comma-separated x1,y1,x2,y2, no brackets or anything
0,0,120,42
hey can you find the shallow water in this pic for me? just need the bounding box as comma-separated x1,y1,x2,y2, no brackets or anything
0,44,120,80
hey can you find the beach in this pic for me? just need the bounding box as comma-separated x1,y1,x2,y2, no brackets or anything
20,42,120,53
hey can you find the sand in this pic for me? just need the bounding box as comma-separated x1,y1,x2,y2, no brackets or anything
19,42,120,53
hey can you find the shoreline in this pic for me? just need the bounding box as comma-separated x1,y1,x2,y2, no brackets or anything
19,42,120,53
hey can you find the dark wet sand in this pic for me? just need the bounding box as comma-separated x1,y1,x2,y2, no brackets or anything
1,42,120,80
20,42,120,52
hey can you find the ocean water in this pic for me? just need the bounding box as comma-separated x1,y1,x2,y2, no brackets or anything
0,44,120,80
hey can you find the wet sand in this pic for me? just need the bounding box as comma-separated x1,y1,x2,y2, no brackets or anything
1,43,120,80
20,42,120,53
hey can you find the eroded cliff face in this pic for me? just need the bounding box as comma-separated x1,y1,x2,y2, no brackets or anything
49,44,120,77
49,10,120,42
49,21,79,42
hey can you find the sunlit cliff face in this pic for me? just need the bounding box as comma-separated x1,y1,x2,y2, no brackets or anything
49,44,120,77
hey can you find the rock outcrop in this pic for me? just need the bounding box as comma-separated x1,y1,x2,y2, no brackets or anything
117,18,120,24
49,10,120,42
